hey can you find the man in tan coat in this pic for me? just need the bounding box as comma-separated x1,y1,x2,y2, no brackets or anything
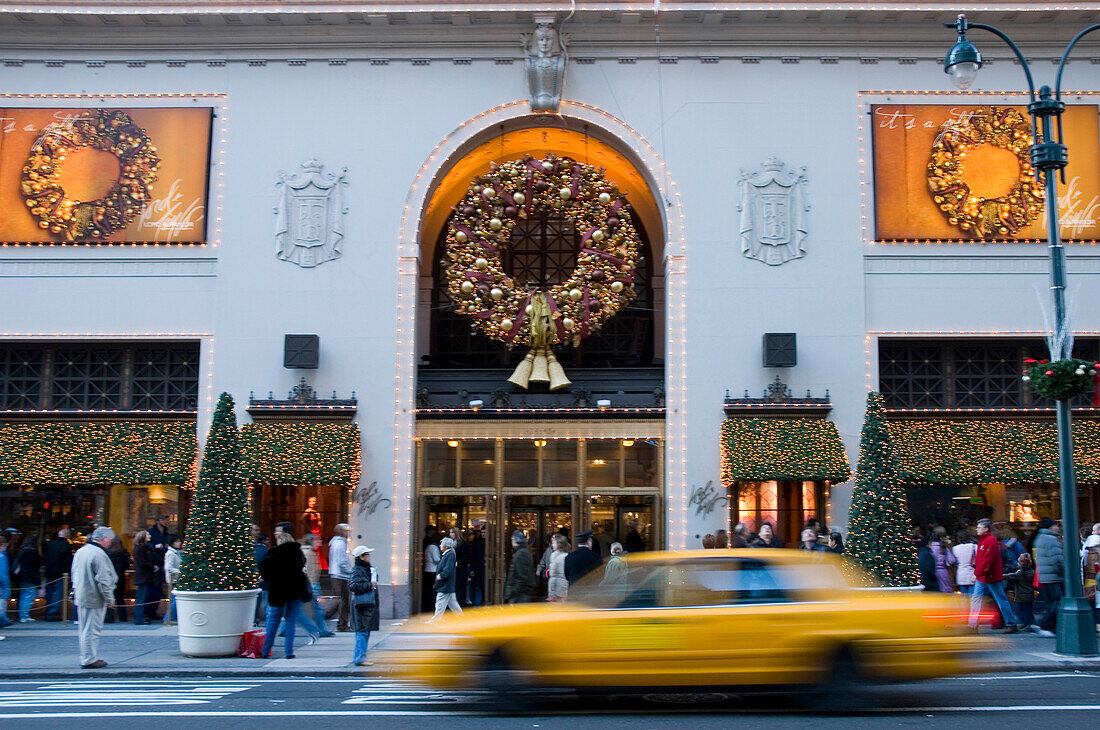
72,526,118,668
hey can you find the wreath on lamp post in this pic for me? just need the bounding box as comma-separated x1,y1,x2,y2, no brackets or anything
20,109,160,241
444,155,639,390
1023,358,1100,401
927,105,1043,239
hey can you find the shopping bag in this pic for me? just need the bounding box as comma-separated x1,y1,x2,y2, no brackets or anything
237,629,266,659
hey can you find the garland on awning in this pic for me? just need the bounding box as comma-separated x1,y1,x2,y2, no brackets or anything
239,423,361,487
888,419,1100,484
720,418,851,485
0,421,197,486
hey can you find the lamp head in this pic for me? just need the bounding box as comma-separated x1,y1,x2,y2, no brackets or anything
944,14,982,90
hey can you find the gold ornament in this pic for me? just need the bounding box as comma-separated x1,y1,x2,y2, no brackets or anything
20,109,160,241
927,105,1042,239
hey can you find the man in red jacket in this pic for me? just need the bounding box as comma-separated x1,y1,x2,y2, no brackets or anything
969,518,1018,633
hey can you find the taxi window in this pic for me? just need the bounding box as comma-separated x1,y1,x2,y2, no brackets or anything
663,559,789,607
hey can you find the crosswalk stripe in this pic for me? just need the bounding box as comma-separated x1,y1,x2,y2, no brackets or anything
0,683,255,708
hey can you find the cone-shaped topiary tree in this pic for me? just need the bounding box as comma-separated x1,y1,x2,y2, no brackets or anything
175,392,258,591
846,391,919,587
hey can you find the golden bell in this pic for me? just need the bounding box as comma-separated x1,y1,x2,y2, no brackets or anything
547,352,571,391
507,351,535,389
529,348,551,383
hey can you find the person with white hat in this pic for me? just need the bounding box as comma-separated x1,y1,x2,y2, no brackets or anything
348,545,379,666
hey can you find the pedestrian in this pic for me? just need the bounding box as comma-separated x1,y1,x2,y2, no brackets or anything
421,525,441,613
1002,527,1025,571
13,532,42,623
547,533,570,601
469,524,486,607
503,530,536,604
969,518,1017,633
600,542,627,586
564,530,603,585
0,534,12,630
429,536,463,621
799,528,827,552
1004,552,1037,632
72,526,118,669
701,533,716,549
260,531,312,659
748,523,782,548
917,535,940,592
930,526,957,593
451,527,470,606
624,522,645,553
106,537,130,623
348,545,379,666
536,534,555,596
300,533,333,638
594,523,614,557
827,531,845,554
328,523,352,631
254,531,269,626
146,515,170,617
43,528,74,621
1032,517,1064,634
162,535,182,625
952,529,977,599
730,523,750,548
132,530,159,625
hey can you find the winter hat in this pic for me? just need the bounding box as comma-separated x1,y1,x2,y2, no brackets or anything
351,545,374,558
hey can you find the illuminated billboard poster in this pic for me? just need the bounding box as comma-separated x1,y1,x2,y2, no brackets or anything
0,107,212,244
871,103,1100,242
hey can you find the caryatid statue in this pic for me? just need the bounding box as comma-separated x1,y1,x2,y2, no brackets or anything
524,19,566,113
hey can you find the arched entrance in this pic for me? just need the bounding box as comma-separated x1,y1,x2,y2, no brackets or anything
384,101,687,613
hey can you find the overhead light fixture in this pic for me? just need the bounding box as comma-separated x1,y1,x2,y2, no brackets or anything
447,440,459,448
622,439,635,447
597,399,611,410
469,399,483,410
533,439,547,447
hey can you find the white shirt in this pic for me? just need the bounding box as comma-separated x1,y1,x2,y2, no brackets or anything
328,535,352,580
423,543,441,572
952,543,977,586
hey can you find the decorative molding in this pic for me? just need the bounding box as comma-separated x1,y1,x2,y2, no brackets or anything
247,377,357,422
0,257,216,277
865,254,1100,276
737,155,809,266
723,376,833,417
274,158,348,269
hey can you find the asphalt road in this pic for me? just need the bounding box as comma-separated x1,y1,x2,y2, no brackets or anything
0,673,1097,728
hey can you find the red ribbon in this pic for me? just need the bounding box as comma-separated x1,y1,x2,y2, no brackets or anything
545,292,567,343
579,285,592,339
570,164,582,199
464,271,497,283
525,169,534,214
1094,370,1100,408
451,223,497,254
504,293,533,344
581,247,624,268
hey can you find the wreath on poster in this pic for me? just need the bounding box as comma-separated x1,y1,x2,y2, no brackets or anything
927,105,1043,239
20,109,161,241
444,155,639,390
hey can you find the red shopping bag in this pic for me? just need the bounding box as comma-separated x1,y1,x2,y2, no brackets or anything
237,629,266,659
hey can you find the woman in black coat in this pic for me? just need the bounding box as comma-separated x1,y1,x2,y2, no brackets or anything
259,532,312,659
106,537,132,623
348,545,380,666
132,530,159,625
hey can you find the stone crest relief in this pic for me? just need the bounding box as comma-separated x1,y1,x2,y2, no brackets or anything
275,159,348,268
738,156,809,266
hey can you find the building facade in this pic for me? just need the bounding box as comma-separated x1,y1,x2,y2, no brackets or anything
2,2,1100,615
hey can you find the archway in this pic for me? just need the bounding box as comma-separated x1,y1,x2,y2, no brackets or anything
385,101,688,606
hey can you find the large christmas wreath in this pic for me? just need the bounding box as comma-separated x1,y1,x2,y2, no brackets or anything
20,109,161,241
927,105,1043,239
444,155,639,389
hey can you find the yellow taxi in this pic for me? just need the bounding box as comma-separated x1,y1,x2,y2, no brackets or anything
380,549,998,692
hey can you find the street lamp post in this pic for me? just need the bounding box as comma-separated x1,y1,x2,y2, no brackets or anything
943,13,1100,657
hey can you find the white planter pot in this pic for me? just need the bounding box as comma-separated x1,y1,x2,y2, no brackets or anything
173,588,260,657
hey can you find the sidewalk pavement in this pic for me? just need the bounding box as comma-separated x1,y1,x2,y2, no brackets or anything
0,619,402,678
0,621,1097,678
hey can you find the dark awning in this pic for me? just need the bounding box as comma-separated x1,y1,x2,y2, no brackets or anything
720,418,851,484
0,421,196,486
239,422,361,487
888,419,1100,484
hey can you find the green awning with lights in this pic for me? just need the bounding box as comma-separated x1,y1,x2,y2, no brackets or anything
0,421,196,486
720,418,851,485
240,423,360,487
888,419,1100,484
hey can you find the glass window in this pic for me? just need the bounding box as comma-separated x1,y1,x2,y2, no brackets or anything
423,441,458,488
503,441,539,487
586,439,620,489
624,439,658,488
664,559,789,607
460,440,496,488
541,440,578,488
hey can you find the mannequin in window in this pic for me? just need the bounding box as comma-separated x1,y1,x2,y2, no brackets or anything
300,496,328,570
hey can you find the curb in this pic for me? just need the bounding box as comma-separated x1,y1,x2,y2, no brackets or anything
0,668,387,679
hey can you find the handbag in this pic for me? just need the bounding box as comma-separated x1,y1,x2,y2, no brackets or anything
238,629,265,659
352,585,375,606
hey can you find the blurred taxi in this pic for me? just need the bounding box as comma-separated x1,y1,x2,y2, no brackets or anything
380,549,998,691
